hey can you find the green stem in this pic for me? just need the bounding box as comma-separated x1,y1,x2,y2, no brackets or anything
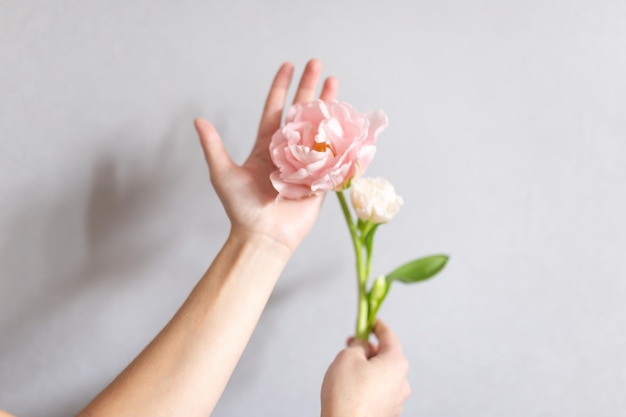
336,191,369,340
365,246,373,284
362,223,378,288
336,191,358,254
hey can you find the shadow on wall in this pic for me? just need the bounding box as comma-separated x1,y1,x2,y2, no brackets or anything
0,111,227,416
0,116,203,330
0,110,336,417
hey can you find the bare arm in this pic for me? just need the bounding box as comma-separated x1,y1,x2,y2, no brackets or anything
77,59,338,417
2,61,411,417
78,232,290,416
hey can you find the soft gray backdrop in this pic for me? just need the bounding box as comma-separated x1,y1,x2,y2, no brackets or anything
1,1,625,416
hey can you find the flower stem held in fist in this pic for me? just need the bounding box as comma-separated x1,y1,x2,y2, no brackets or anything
321,320,411,417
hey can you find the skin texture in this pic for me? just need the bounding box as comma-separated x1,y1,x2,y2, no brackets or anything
0,60,411,417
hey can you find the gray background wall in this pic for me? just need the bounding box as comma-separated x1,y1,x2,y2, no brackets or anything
1,1,625,416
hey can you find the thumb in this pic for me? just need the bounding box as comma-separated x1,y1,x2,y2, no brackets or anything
372,319,402,356
194,118,234,178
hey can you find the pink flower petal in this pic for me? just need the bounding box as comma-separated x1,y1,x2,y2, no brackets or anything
269,100,387,199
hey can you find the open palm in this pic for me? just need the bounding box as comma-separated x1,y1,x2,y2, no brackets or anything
195,59,338,252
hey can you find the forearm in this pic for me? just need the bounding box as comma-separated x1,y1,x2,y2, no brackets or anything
79,231,292,417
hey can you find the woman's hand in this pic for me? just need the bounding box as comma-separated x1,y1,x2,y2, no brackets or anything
195,59,338,253
321,320,411,417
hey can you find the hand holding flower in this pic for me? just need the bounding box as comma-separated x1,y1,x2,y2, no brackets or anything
195,60,338,253
321,320,411,417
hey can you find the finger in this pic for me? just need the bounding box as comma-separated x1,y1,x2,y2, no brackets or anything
319,76,338,101
194,118,234,178
372,319,403,356
346,336,378,355
347,337,375,359
256,62,295,142
369,342,380,357
292,58,323,104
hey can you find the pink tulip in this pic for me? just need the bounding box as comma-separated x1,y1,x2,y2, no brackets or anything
269,100,388,199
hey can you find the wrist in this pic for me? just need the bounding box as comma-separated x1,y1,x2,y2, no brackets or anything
227,227,295,263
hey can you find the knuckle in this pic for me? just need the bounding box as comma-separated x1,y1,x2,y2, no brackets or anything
335,349,355,363
334,350,349,361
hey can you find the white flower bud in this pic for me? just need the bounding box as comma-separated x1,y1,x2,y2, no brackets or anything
350,177,404,223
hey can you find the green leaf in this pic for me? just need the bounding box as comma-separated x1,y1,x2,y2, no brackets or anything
386,255,449,284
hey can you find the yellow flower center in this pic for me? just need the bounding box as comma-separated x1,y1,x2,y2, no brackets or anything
312,141,336,156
